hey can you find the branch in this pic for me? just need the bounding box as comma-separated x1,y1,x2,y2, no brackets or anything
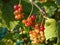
29,0,49,19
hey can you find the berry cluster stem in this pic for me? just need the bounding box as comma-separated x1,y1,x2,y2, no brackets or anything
19,0,21,4
29,3,34,17
29,0,49,19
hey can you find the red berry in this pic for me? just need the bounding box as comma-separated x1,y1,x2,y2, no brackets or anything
25,21,31,27
35,23,40,29
14,5,18,10
35,25,40,29
40,25,45,32
21,14,24,18
31,23,35,27
30,14,36,21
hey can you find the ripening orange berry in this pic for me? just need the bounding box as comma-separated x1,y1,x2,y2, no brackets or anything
18,4,23,12
41,36,45,41
27,17,32,24
34,29,40,34
14,10,20,15
22,19,27,24
15,14,22,20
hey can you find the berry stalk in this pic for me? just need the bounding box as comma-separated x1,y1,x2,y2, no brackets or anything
29,3,34,17
19,0,21,4
29,0,49,19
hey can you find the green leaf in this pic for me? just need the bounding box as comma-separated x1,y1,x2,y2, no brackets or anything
43,2,57,17
9,21,19,30
44,18,57,40
44,6,56,17
0,0,19,30
0,9,2,27
0,0,44,31
13,33,20,39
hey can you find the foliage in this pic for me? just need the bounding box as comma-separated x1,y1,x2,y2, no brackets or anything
0,0,60,45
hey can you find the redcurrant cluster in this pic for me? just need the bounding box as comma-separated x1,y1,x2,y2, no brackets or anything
29,24,45,44
22,14,36,27
13,4,24,20
13,3,45,44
